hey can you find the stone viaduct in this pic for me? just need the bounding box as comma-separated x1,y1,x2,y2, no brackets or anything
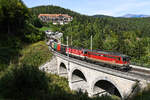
53,52,150,99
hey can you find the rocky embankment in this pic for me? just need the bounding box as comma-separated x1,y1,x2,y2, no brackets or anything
39,55,58,74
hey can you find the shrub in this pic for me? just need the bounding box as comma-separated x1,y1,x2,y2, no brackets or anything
130,84,150,100
0,65,50,99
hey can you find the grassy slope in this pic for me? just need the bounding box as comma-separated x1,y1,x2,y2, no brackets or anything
39,27,52,31
39,23,60,32
19,41,53,67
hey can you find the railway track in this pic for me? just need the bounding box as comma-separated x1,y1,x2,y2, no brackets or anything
129,66,150,78
52,49,150,80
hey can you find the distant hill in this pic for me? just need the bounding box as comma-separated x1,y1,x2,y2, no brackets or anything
30,5,83,18
121,14,150,18
92,14,113,18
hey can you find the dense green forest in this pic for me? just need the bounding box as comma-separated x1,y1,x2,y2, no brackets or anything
31,5,150,67
0,0,150,99
0,0,45,71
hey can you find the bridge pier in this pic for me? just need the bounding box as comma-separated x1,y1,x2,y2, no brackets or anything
69,67,89,93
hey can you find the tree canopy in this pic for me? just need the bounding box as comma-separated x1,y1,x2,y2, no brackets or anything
0,0,45,71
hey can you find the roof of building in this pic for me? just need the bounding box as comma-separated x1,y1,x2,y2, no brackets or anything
38,14,72,18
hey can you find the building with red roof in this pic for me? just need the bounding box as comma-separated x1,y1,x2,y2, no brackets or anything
38,14,73,25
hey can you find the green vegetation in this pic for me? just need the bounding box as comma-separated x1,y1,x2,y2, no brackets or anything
19,41,53,67
31,5,150,67
0,0,45,71
30,5,81,17
39,26,52,31
130,84,150,100
39,23,60,32
0,65,49,99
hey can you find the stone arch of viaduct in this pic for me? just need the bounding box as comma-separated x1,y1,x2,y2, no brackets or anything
56,56,140,99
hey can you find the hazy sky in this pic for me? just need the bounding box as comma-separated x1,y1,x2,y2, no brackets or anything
22,0,150,17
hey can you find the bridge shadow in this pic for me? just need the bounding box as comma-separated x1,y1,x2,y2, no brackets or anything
59,63,68,78
71,69,88,92
93,80,121,98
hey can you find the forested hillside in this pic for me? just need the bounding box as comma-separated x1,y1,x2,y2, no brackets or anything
31,5,150,67
0,0,45,71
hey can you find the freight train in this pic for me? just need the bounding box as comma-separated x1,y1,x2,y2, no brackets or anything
49,40,131,71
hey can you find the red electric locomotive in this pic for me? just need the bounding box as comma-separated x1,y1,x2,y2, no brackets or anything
84,50,130,69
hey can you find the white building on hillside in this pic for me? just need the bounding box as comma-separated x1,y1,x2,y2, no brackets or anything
38,14,73,25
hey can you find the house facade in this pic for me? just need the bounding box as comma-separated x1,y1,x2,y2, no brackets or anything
38,14,73,25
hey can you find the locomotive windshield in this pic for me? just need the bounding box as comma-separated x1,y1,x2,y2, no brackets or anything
122,57,130,62
84,51,88,54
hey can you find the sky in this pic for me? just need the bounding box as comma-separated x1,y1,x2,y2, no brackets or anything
22,0,150,17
